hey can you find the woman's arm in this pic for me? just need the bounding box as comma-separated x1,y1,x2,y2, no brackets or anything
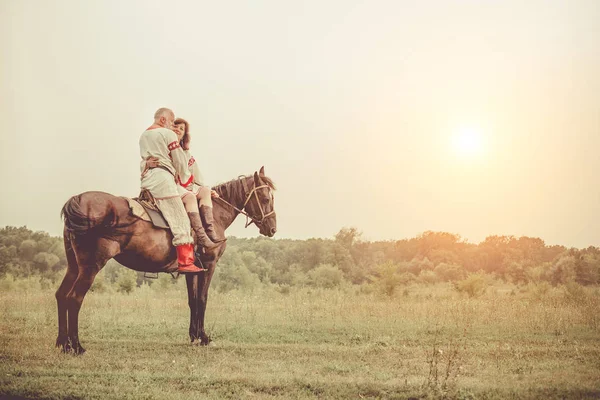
189,155,205,186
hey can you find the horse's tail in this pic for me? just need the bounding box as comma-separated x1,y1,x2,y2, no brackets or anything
61,195,97,236
61,192,137,239
61,193,117,237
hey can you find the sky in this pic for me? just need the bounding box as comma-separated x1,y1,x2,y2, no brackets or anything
1,0,598,248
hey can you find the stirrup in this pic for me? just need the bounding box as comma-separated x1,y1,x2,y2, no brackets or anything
193,252,209,272
177,264,204,273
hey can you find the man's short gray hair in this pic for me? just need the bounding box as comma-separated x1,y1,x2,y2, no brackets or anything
154,107,174,121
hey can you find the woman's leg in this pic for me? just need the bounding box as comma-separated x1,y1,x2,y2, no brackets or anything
182,192,200,213
196,186,213,207
182,192,217,250
196,187,226,242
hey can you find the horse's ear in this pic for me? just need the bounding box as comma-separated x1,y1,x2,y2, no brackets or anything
254,171,261,186
259,166,265,176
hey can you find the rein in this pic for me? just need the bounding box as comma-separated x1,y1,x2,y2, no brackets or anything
214,178,274,228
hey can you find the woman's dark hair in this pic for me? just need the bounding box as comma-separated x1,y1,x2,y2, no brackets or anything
174,118,190,150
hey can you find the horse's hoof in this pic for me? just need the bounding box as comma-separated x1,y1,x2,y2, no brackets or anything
55,336,68,349
57,338,73,353
73,345,86,355
66,337,86,355
200,336,212,346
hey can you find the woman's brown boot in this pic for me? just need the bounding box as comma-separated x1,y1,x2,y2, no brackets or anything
187,212,220,251
199,205,227,243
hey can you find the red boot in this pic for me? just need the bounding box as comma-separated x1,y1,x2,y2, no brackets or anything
176,243,203,273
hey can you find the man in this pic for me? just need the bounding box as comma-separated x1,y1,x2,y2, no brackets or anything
139,108,214,273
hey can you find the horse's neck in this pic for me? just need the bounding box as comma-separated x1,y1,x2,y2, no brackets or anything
213,178,249,231
213,202,238,231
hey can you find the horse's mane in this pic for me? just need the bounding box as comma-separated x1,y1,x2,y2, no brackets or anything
212,174,276,204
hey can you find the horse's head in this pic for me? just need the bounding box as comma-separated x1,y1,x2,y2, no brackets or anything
213,167,277,237
242,166,277,237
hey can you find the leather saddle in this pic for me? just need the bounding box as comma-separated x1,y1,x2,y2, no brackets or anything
132,189,169,229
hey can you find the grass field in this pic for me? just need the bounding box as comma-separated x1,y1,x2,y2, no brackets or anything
1,278,599,399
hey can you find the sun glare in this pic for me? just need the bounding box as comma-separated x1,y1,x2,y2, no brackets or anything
453,126,484,157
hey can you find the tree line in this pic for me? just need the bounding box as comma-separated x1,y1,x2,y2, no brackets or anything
1,226,599,291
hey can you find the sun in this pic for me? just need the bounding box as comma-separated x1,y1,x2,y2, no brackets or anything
452,126,484,157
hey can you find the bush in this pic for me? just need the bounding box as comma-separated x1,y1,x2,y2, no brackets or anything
563,281,588,304
117,271,136,294
525,265,546,283
16,276,42,292
406,257,434,275
371,262,402,296
453,273,487,298
308,264,345,289
90,275,108,293
153,273,176,292
419,270,438,284
527,281,551,300
274,284,291,295
0,273,15,291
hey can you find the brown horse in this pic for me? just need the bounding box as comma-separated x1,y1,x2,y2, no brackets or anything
56,167,276,354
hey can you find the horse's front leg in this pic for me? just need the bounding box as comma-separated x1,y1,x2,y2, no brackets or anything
188,262,216,345
185,274,200,342
198,265,216,345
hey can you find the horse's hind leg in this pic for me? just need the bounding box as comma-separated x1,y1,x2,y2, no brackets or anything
66,238,119,354
65,268,99,354
55,233,79,351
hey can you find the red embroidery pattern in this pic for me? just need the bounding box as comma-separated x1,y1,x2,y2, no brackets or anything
188,156,196,167
178,174,194,188
168,141,180,151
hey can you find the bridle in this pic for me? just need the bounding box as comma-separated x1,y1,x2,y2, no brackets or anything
214,177,275,228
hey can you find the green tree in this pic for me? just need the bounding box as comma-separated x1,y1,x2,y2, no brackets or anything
548,254,577,285
18,240,37,261
214,262,261,292
33,252,60,273
0,245,17,275
335,227,361,249
574,252,600,285
433,263,465,282
241,251,273,283
506,261,528,284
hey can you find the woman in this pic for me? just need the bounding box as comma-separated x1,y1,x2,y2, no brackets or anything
146,118,226,250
